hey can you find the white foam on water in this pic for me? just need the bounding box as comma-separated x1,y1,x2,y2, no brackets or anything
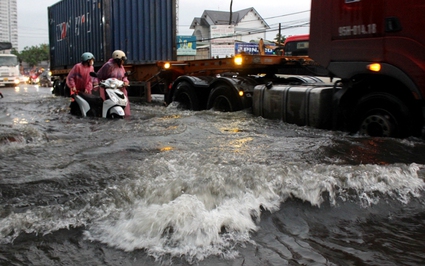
84,152,425,262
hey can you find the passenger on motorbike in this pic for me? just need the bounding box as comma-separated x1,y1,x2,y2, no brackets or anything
96,50,131,116
66,52,96,96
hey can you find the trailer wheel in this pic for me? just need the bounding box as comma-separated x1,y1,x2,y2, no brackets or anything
207,85,240,112
172,81,200,110
353,93,412,138
53,80,61,96
64,84,71,97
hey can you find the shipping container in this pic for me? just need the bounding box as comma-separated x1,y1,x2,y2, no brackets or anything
48,0,176,71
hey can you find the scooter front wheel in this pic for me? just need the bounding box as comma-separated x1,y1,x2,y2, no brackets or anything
108,113,123,119
107,106,125,119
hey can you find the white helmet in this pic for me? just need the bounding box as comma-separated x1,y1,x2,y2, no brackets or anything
112,50,127,61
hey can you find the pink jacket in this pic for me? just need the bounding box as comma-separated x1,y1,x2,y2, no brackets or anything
97,58,131,116
66,63,95,94
97,58,129,84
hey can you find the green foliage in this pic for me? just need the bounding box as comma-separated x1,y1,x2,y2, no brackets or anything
11,48,20,61
13,44,49,67
274,34,287,45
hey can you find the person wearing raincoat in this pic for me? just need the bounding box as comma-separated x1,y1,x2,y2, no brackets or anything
96,50,131,117
66,52,96,95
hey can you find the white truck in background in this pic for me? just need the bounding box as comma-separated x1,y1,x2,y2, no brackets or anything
0,53,20,87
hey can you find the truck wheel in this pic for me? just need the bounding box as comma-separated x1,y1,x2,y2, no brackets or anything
207,85,240,112
172,81,200,110
353,93,412,138
64,84,71,97
53,80,61,96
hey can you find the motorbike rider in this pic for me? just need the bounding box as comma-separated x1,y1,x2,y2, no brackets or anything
66,52,96,96
96,50,131,116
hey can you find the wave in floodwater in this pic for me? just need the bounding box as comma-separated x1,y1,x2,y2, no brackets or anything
2,150,424,263
1,88,425,265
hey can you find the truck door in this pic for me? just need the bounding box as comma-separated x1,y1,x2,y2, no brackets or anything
310,0,385,77
384,0,425,96
330,0,385,63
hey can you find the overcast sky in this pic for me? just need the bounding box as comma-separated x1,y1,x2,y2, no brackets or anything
17,0,311,51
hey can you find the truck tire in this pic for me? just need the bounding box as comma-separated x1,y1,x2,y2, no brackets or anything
353,93,412,138
64,84,71,97
58,81,64,96
53,80,61,96
172,81,200,110
207,85,240,112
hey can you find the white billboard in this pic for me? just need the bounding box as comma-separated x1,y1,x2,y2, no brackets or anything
210,25,235,44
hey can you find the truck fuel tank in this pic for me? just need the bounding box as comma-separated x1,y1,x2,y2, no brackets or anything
253,84,334,129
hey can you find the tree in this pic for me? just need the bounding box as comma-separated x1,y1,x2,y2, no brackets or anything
14,44,49,68
11,48,20,60
274,33,286,45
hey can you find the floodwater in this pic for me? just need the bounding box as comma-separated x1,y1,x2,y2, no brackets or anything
1,84,425,266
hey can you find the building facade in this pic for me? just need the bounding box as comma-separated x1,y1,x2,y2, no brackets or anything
190,8,269,44
0,0,18,52
188,7,270,59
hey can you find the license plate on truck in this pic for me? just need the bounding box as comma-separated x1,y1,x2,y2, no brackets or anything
252,84,334,129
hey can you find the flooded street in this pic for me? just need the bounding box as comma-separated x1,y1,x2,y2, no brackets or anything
1,84,425,265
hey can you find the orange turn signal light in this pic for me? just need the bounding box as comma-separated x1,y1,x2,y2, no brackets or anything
234,55,243,66
367,63,381,72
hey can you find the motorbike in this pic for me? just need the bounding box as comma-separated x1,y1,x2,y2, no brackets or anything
70,77,128,118
39,70,53,87
29,73,40,85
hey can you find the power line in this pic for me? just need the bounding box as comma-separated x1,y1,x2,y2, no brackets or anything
263,10,310,20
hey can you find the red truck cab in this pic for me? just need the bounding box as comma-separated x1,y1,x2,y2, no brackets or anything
309,0,425,137
283,34,309,56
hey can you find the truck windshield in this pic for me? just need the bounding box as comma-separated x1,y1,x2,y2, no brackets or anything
284,41,309,56
0,56,18,67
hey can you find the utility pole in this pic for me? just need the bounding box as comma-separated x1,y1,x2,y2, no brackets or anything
176,0,179,34
229,0,233,25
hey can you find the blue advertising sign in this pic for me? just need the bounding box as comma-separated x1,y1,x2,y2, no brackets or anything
235,42,275,55
177,36,197,56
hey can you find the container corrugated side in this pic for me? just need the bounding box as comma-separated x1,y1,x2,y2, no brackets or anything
48,0,105,70
108,0,176,64
48,0,176,70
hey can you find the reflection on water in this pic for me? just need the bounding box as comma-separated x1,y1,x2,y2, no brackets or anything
13,117,28,125
160,146,174,152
